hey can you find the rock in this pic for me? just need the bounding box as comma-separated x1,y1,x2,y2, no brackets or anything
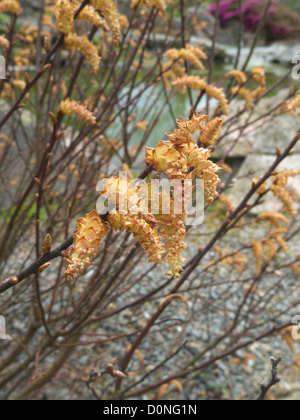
225,154,300,213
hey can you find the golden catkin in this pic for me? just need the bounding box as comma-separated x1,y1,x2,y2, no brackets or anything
258,212,289,227
251,86,266,99
251,67,266,87
11,80,26,90
205,83,230,115
232,86,253,110
64,211,109,279
55,0,74,35
90,0,120,46
252,240,263,275
0,0,21,14
73,1,109,30
199,117,223,146
155,197,187,278
131,0,167,14
165,46,207,71
64,32,101,72
0,35,9,49
226,69,247,84
172,75,207,91
172,76,229,115
275,236,289,256
108,213,164,264
266,239,277,260
270,170,300,217
59,98,97,125
269,228,288,238
280,95,300,118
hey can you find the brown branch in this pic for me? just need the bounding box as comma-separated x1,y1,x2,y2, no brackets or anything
257,357,282,400
122,322,291,399
0,236,73,294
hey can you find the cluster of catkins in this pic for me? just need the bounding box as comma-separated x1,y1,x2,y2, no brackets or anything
0,0,21,14
55,0,120,72
65,114,223,279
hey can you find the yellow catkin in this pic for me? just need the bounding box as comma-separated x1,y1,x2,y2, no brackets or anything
136,121,149,132
64,32,101,72
59,98,97,125
0,0,21,14
119,14,129,29
172,76,229,115
0,35,9,49
205,83,230,115
258,212,289,227
155,197,187,278
165,46,207,71
269,228,288,238
172,75,207,91
232,86,253,110
280,95,300,118
251,86,266,99
69,0,108,30
252,240,263,275
271,170,300,217
226,69,247,84
90,0,120,46
64,211,109,279
55,0,74,35
275,236,289,256
108,213,164,264
251,67,266,87
199,117,223,146
131,0,167,14
11,80,26,90
266,239,277,260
